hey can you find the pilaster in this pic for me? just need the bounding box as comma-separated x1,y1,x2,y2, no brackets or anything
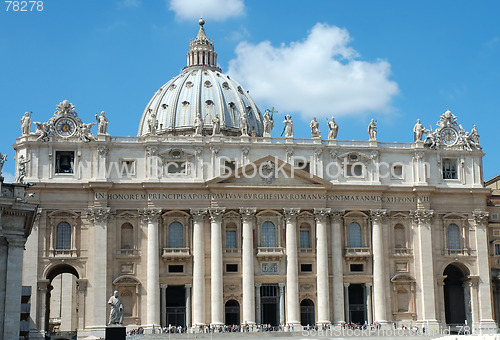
330,211,345,324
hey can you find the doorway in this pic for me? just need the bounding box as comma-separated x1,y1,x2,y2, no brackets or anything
261,284,279,326
166,286,186,327
348,284,366,324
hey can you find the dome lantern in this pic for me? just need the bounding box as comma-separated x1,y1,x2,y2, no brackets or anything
186,17,219,69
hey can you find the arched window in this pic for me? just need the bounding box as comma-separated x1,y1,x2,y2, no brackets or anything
300,299,315,326
56,222,71,249
168,222,184,248
261,221,276,247
447,224,461,249
348,222,362,248
394,224,406,249
120,223,134,249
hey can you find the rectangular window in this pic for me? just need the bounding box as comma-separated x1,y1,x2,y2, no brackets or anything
299,231,310,248
166,161,187,174
226,264,238,272
300,264,313,272
168,265,183,273
296,161,310,173
225,231,237,249
442,159,457,179
494,230,500,237
346,164,363,177
223,160,236,174
55,151,75,174
350,264,364,272
495,244,500,256
121,160,136,177
492,214,499,220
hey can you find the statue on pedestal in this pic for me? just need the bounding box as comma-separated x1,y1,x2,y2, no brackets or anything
263,109,274,137
21,112,32,136
95,111,109,135
413,119,426,142
309,117,320,138
15,155,30,184
193,112,203,136
0,153,6,178
368,119,377,141
240,112,249,136
108,290,124,325
282,114,294,138
212,114,221,135
327,117,339,140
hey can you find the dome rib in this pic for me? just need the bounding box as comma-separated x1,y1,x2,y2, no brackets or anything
138,20,263,137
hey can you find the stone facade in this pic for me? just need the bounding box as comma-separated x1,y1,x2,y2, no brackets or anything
16,20,498,339
0,178,38,339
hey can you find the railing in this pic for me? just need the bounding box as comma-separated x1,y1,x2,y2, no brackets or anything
162,248,191,258
50,249,77,257
117,249,139,256
107,135,416,149
257,247,285,257
391,248,413,256
344,247,371,256
443,248,474,256
299,248,315,254
224,248,241,254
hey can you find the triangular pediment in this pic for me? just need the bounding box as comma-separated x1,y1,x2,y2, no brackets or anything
207,155,332,188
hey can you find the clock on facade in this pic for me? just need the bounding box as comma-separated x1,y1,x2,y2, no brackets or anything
440,127,458,146
55,118,76,137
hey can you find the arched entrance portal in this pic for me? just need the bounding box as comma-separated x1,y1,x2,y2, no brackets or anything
225,300,240,325
45,265,80,335
443,264,468,325
300,299,315,326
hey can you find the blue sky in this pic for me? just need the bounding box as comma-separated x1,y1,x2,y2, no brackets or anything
0,0,499,180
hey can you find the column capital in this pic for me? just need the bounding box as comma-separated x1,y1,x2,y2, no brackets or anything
209,207,226,223
138,208,162,223
240,207,256,222
370,209,387,223
314,208,331,222
37,279,50,292
160,283,168,289
190,208,208,223
436,275,447,286
283,208,300,221
343,282,350,288
255,283,262,288
472,210,489,226
76,279,88,292
411,209,434,224
185,283,192,289
278,282,285,288
466,275,480,287
87,207,114,223
364,281,372,288
329,210,345,222
5,235,26,247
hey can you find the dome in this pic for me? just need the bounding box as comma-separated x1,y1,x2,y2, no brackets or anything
138,20,264,137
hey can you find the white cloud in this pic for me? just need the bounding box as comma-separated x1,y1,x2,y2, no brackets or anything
168,0,244,21
227,23,399,120
2,172,15,183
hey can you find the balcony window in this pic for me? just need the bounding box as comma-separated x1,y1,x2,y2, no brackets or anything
55,222,71,249
261,221,276,247
168,222,184,248
348,222,362,248
447,224,461,249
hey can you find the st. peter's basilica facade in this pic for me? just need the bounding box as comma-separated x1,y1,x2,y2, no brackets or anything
15,20,499,338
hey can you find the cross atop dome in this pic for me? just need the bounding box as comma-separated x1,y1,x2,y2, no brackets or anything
187,18,219,69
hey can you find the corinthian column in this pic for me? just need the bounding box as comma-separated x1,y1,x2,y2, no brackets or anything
191,208,207,327
370,209,388,324
412,210,439,329
314,208,331,324
87,207,112,332
284,208,300,327
330,211,345,325
472,211,497,329
210,208,225,326
139,208,162,329
240,208,256,325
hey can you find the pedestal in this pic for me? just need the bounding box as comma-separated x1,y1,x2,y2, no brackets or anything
105,326,126,340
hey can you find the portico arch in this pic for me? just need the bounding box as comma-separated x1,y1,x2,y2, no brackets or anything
443,263,469,326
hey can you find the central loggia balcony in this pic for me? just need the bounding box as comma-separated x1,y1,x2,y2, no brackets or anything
162,247,191,260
